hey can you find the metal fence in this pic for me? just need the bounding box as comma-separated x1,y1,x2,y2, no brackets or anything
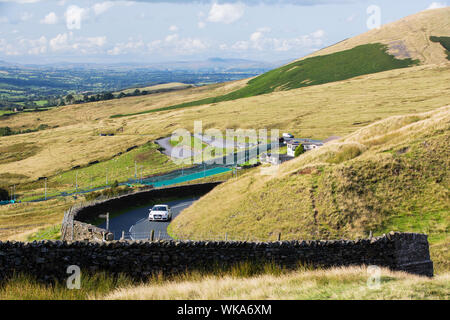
111,230,284,242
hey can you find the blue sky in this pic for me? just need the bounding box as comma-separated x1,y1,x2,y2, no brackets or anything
0,0,447,64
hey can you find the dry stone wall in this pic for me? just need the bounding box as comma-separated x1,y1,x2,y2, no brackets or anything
0,232,433,283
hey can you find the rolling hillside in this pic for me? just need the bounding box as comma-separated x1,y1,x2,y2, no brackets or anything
112,8,450,117
170,107,450,270
299,7,450,65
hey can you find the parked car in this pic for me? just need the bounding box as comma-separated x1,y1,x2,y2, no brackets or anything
148,204,172,221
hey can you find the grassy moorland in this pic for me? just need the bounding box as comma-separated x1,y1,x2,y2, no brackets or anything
112,43,419,117
170,107,450,271
1,63,448,188
0,265,448,300
0,63,449,241
296,7,450,65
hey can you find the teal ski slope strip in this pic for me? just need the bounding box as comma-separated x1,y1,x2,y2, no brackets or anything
146,167,231,188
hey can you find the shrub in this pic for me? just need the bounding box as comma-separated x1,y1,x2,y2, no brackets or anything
327,145,362,164
295,144,305,157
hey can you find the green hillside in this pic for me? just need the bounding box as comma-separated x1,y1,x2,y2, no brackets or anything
113,43,419,118
170,107,450,271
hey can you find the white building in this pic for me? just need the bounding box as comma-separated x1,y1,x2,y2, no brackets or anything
287,139,323,157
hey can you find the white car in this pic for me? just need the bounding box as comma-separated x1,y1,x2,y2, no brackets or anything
148,204,172,221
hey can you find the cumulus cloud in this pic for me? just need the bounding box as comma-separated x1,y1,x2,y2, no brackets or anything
426,2,448,9
93,1,115,16
20,36,47,55
107,33,209,56
49,32,107,54
169,25,179,32
107,39,145,55
40,12,58,25
207,2,245,24
20,12,33,21
232,28,326,52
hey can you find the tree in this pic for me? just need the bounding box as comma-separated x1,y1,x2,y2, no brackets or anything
0,187,9,201
294,144,305,157
65,94,74,104
0,127,13,137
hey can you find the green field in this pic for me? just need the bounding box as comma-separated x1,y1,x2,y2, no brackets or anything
112,43,419,118
17,142,184,201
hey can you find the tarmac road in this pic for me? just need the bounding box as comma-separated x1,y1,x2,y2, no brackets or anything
98,198,197,240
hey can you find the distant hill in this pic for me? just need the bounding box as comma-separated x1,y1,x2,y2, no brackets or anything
133,8,449,116
13,58,277,73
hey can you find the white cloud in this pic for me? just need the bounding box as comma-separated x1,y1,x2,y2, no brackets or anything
169,25,179,32
65,5,88,30
93,1,115,16
198,21,206,29
0,0,41,3
20,12,33,21
346,14,357,22
207,2,245,24
49,32,106,53
426,2,448,9
40,12,58,25
231,28,326,53
311,29,325,38
145,34,209,55
165,33,179,43
49,33,69,51
22,36,47,55
107,39,144,55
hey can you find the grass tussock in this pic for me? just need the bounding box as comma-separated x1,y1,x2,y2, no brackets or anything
2,264,448,300
104,266,450,300
0,272,133,300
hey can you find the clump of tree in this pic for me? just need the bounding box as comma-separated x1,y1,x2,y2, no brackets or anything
0,124,51,137
0,127,14,136
294,144,305,157
0,187,9,201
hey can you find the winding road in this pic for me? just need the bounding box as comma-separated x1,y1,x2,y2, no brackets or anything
98,198,198,240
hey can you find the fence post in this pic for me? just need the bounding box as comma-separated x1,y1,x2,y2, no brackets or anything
150,230,154,242
225,232,228,241
277,232,281,241
121,231,125,241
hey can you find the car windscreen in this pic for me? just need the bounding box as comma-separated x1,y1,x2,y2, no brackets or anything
152,206,167,211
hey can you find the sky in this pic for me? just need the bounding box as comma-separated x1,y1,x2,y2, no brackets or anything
0,0,448,64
